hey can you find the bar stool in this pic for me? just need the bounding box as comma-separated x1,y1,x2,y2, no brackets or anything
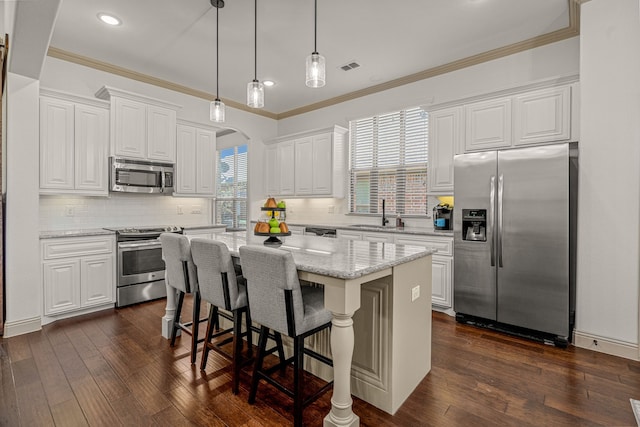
159,233,207,364
239,245,333,427
190,238,257,394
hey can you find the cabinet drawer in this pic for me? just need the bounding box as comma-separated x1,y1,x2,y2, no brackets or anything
42,236,114,260
394,235,453,256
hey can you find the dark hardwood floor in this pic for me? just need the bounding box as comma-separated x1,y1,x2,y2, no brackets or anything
1,298,639,426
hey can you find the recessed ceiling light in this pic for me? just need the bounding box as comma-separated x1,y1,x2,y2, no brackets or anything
97,13,122,26
263,80,276,87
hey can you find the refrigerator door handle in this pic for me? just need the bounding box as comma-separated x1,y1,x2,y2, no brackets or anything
497,173,504,268
489,175,496,267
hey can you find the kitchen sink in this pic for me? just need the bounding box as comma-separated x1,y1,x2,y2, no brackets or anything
350,224,397,230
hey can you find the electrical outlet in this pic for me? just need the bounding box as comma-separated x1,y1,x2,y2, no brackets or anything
64,206,75,217
328,205,335,214
191,205,202,214
177,205,183,215
411,285,420,302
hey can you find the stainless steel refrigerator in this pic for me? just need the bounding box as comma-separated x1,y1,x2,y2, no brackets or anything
453,143,577,345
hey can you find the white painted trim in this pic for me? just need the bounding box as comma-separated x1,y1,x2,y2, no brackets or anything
3,317,42,338
421,74,580,112
95,85,182,110
573,330,639,361
40,87,109,108
41,303,115,326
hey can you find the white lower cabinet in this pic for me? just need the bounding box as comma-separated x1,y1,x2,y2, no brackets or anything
430,255,452,308
42,235,115,316
393,234,453,309
362,232,395,243
336,229,363,241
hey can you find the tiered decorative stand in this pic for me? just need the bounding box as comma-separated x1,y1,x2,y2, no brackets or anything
255,207,291,245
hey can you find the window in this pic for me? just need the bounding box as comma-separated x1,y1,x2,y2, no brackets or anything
349,107,428,215
215,144,247,230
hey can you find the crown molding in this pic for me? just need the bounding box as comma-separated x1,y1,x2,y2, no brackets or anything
277,0,580,119
46,46,278,120
47,0,580,121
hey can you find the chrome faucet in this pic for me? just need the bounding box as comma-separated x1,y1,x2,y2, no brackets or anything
382,199,389,227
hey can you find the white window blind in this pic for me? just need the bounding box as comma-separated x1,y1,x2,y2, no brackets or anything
349,107,428,215
215,144,248,230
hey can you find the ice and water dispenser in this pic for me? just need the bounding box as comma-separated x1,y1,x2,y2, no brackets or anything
462,209,487,241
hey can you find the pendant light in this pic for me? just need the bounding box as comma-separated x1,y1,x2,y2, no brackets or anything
210,0,225,122
247,0,264,108
305,0,325,88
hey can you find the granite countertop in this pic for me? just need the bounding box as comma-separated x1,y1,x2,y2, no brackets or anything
40,229,115,239
209,232,436,280
265,221,454,238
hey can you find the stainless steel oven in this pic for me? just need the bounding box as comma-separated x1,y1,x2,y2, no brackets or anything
105,226,182,307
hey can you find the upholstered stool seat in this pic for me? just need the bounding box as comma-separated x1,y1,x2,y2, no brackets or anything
239,245,333,427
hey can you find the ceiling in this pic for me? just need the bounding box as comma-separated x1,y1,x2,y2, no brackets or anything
48,0,577,119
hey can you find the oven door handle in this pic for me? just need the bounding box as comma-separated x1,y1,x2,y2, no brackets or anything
118,241,162,250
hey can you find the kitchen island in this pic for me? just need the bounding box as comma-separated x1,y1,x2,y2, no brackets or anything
163,232,435,426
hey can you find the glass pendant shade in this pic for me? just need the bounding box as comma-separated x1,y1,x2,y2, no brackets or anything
247,79,264,108
306,52,326,88
210,99,225,122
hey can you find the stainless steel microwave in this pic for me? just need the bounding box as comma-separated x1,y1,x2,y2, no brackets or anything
110,157,174,194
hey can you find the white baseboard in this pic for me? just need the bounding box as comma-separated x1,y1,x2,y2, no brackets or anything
41,303,115,327
3,316,42,338
573,330,639,361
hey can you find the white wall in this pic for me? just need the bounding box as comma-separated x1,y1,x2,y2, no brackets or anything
575,0,640,350
4,73,41,336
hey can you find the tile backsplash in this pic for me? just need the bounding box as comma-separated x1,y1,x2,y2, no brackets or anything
39,194,212,230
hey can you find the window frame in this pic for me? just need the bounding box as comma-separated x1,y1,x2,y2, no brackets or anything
215,144,248,230
348,107,429,217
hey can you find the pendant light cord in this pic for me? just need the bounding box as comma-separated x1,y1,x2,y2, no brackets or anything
254,0,257,80
313,0,317,54
216,4,219,100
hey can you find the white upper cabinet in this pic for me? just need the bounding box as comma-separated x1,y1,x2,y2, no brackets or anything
40,97,74,191
175,121,216,196
279,140,296,196
40,91,109,196
513,85,571,146
465,97,512,152
265,126,347,198
74,104,109,193
195,128,216,195
294,137,313,195
425,79,578,166
311,132,334,195
113,97,147,158
176,125,197,193
427,107,463,194
147,105,177,161
265,144,279,196
96,86,180,163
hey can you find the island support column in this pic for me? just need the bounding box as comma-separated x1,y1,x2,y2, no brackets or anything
322,279,363,427
162,282,177,339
